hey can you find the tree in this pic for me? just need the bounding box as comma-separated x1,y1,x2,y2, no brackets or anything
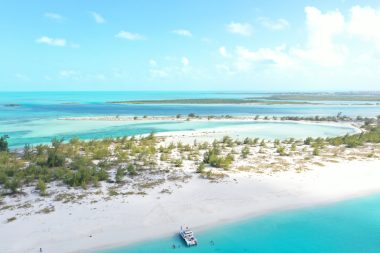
0,135,9,152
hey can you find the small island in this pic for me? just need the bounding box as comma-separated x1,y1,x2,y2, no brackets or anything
107,98,318,105
0,115,379,253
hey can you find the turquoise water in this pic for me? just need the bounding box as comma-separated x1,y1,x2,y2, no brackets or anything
0,91,377,148
94,194,380,253
0,120,356,148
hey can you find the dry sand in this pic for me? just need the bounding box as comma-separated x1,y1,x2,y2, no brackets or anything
1,159,380,253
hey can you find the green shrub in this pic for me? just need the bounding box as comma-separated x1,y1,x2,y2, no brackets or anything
196,163,205,173
241,146,250,158
276,146,287,156
0,135,9,152
115,167,125,183
172,159,183,167
36,178,47,196
304,137,313,145
127,164,137,176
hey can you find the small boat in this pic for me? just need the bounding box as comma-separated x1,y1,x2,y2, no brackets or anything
179,226,198,246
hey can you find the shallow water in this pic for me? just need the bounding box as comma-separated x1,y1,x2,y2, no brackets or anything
94,193,380,253
0,119,356,148
0,91,377,148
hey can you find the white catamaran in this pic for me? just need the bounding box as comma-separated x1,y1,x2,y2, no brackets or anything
179,226,198,246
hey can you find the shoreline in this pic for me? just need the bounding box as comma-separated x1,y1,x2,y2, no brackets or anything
58,115,362,133
2,159,380,253
87,183,380,253
1,118,378,253
8,118,361,152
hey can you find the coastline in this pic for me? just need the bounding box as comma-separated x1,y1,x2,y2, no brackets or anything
153,121,361,144
58,115,362,134
1,115,378,253
1,159,380,253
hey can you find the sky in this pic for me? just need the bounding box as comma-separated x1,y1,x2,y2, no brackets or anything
1,0,380,91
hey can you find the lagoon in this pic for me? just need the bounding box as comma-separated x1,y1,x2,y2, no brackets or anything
0,119,357,148
0,91,374,148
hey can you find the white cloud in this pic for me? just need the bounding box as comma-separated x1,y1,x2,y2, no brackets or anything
201,37,213,44
36,36,66,47
236,45,295,69
172,29,192,37
59,69,78,78
70,43,80,48
217,44,295,74
94,73,106,80
150,69,169,78
219,46,229,57
149,59,157,67
148,56,201,80
15,73,30,81
116,31,145,40
347,6,380,51
216,64,235,75
44,12,64,21
90,11,106,24
226,22,252,36
181,57,189,66
58,70,107,81
214,5,380,90
218,7,348,73
112,68,128,79
258,17,289,30
291,6,347,67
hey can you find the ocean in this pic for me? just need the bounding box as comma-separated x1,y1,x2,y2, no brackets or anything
1,91,379,252
0,91,378,148
94,193,380,253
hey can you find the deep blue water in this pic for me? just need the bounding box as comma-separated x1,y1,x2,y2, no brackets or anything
94,194,380,253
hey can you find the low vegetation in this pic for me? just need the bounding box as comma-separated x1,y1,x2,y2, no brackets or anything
0,118,379,201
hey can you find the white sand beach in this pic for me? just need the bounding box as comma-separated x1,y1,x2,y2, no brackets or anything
4,1,380,252
1,157,380,253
